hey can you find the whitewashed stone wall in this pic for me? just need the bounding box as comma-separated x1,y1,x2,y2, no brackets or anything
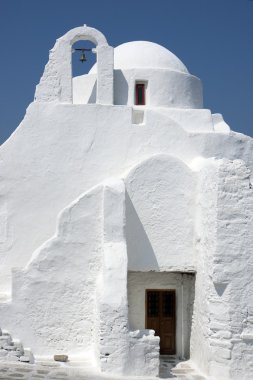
191,158,253,380
215,160,253,380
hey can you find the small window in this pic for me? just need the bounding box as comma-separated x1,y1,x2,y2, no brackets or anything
135,83,145,105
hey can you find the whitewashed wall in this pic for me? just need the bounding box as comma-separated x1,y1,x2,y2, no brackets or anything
191,158,253,380
125,154,196,272
0,183,104,355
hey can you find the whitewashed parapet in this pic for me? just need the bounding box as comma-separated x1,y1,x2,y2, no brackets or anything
128,329,160,377
0,328,34,363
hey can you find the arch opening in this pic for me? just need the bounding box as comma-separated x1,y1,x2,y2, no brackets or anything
35,26,113,105
72,40,97,104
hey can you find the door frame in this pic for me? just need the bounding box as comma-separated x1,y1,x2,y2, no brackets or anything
145,289,176,355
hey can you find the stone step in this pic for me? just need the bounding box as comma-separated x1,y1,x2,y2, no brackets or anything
0,327,34,364
170,360,208,380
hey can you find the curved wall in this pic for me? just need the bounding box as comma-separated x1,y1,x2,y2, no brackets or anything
73,69,202,109
125,155,196,271
114,69,203,109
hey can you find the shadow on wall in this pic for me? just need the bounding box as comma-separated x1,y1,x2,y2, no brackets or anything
114,71,129,105
125,191,159,270
214,282,228,297
88,81,97,103
184,273,195,359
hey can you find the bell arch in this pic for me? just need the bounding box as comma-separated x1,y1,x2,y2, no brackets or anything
35,25,114,105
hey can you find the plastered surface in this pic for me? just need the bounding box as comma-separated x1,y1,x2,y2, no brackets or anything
125,154,196,272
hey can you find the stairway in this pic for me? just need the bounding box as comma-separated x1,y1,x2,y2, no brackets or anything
159,356,208,379
0,328,34,364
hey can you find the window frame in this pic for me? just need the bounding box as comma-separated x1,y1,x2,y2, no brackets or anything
135,83,146,105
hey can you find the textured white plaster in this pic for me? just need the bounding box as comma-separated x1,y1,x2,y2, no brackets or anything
191,158,253,380
125,154,196,272
0,183,104,355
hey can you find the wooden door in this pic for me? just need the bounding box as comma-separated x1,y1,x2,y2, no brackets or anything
146,289,176,355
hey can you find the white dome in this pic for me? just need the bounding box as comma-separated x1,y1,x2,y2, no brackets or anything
90,41,188,73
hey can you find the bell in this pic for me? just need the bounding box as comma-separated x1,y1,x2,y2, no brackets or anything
80,52,87,63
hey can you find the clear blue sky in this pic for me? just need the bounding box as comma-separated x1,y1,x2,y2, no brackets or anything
0,0,252,144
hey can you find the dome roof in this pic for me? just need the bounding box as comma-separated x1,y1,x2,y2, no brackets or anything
90,41,188,73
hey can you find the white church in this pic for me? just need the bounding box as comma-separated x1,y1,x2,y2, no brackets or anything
0,25,252,379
